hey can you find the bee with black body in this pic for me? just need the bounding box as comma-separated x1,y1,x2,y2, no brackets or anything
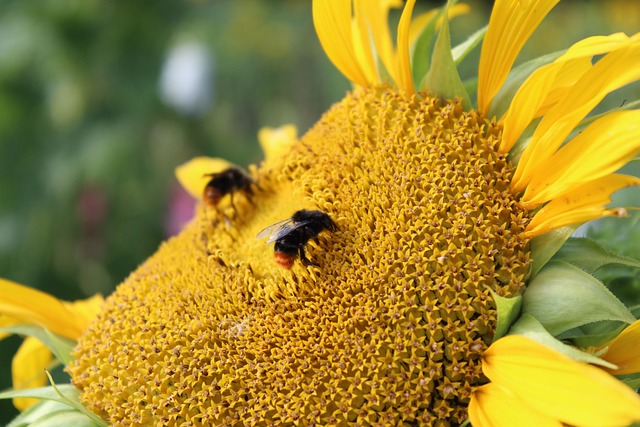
257,209,337,269
203,167,255,212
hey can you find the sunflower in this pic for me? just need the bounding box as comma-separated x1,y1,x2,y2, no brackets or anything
2,0,640,426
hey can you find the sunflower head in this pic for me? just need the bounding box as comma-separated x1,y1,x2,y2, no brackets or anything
61,0,640,426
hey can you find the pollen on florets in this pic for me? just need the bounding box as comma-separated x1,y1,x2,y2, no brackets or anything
68,85,531,426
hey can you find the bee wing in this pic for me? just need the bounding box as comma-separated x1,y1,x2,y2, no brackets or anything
256,218,311,244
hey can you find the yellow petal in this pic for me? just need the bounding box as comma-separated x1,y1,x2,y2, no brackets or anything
313,0,369,86
524,174,639,238
512,38,640,192
352,2,379,84
63,294,103,332
12,336,53,411
174,156,233,200
477,0,560,114
396,0,417,93
500,33,631,153
0,314,20,341
0,279,85,340
601,320,640,375
257,124,298,164
359,0,399,85
469,383,561,427
521,110,640,207
483,335,640,427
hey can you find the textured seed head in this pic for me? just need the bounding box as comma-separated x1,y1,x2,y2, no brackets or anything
69,86,531,426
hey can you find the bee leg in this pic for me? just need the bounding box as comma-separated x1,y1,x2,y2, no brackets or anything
229,193,238,218
299,247,318,267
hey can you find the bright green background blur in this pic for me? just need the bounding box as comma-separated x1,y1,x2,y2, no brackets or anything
0,0,638,423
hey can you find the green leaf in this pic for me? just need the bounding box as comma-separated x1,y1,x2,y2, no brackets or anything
7,400,72,427
509,314,617,369
553,237,640,274
489,290,522,341
488,50,564,119
0,385,79,405
564,322,627,349
529,225,577,278
411,11,440,88
421,2,471,109
26,409,99,427
451,25,487,65
522,261,636,336
0,324,76,365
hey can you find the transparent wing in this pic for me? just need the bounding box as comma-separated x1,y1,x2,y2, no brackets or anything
256,218,311,244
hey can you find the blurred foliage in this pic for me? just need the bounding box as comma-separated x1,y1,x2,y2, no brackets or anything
0,0,638,423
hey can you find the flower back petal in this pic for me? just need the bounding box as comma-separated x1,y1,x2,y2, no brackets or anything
601,320,640,375
175,156,233,200
0,279,84,340
484,335,640,426
478,0,560,114
469,383,561,427
11,336,53,411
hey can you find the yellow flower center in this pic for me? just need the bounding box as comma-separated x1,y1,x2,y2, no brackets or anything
69,86,531,425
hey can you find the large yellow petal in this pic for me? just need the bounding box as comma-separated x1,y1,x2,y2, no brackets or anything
521,110,640,207
359,0,399,85
512,38,640,192
483,335,640,427
477,0,560,114
174,156,233,200
313,0,369,86
12,336,53,411
500,33,632,153
469,383,561,427
352,2,380,84
396,0,417,93
0,314,20,341
524,174,639,238
0,279,85,340
601,320,640,376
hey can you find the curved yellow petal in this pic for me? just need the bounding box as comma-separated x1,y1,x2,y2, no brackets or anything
359,0,399,85
524,174,639,238
512,39,640,192
483,335,640,427
396,0,417,93
477,0,560,114
63,294,103,332
258,124,298,163
521,110,640,207
313,0,369,86
175,156,234,200
0,279,84,340
12,336,53,411
0,315,20,341
469,383,561,427
352,2,380,84
500,33,632,153
601,320,640,375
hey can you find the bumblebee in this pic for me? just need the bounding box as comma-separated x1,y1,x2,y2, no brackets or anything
257,209,337,269
203,167,255,212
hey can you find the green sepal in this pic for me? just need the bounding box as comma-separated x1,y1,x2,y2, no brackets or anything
451,25,487,65
411,9,440,88
617,372,640,390
489,290,522,341
529,225,577,278
488,50,564,119
0,324,76,365
7,400,74,427
421,1,471,109
553,237,640,274
508,314,617,369
522,261,636,336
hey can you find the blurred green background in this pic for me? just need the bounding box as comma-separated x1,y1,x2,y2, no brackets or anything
0,0,638,423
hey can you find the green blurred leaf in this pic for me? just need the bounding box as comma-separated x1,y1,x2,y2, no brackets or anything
7,400,72,427
509,314,617,369
522,261,636,336
0,385,78,405
14,409,99,427
553,238,640,274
